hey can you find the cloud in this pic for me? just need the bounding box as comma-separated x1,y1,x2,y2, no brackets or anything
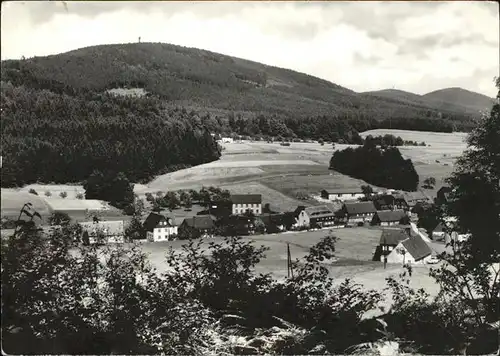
1,1,498,97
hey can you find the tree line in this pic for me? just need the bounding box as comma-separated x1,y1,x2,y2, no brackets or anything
0,82,221,187
330,141,420,191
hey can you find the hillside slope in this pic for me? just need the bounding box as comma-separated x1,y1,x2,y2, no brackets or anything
0,42,479,121
423,87,496,114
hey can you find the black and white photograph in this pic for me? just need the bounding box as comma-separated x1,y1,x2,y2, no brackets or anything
1,0,499,354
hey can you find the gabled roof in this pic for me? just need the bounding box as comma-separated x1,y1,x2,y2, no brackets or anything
80,220,124,236
433,222,445,233
401,235,432,261
344,201,377,215
323,188,363,195
182,215,216,230
304,205,335,218
230,194,262,204
380,228,409,245
143,212,175,232
375,210,407,222
403,191,430,204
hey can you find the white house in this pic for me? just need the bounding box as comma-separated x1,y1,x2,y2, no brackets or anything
296,204,339,228
221,137,234,143
231,194,262,215
386,234,433,265
79,220,125,244
143,212,178,242
321,188,365,202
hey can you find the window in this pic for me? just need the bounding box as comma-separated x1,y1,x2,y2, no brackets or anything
338,194,341,197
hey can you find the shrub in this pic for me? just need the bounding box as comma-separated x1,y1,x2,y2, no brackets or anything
59,191,68,198
28,188,38,195
76,192,84,199
44,191,52,197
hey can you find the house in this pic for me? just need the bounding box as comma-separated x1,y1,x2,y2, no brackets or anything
143,212,178,242
221,137,234,143
435,186,453,205
342,201,377,225
432,220,470,244
218,215,255,236
79,220,125,244
373,194,408,211
374,228,411,261
296,205,337,228
257,213,286,233
320,188,365,202
402,191,431,208
231,194,262,215
432,222,446,240
371,210,408,226
386,234,433,265
179,215,216,237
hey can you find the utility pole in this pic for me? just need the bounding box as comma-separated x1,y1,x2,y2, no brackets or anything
287,243,294,278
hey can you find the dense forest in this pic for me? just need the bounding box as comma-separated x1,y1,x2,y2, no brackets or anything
1,43,484,123
329,141,420,191
0,82,221,187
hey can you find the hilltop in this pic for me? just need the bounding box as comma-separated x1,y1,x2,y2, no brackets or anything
423,87,496,114
0,42,486,122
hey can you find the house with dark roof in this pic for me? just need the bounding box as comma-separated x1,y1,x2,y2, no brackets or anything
373,194,408,211
296,205,338,228
402,191,431,208
374,228,411,261
371,210,408,226
321,188,364,202
386,234,433,264
436,186,454,205
341,201,377,225
230,194,262,215
143,212,178,242
179,215,217,237
80,220,125,244
257,213,286,233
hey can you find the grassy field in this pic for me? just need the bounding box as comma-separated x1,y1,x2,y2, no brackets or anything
136,226,441,314
2,129,467,223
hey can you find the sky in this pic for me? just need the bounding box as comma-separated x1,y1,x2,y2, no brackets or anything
1,1,499,97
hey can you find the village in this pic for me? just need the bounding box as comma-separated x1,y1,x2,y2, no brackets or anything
27,180,465,269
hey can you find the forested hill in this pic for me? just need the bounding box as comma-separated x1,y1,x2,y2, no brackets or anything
0,42,484,122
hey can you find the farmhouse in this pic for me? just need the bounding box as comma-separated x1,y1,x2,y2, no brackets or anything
373,194,408,211
436,186,454,205
231,194,262,215
258,213,286,233
402,191,431,208
375,228,410,261
80,220,125,244
143,212,178,242
386,234,433,265
179,215,217,237
371,210,408,226
342,201,377,225
296,205,337,228
320,188,365,202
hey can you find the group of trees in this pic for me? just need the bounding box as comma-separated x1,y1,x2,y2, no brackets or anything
330,141,420,191
0,82,221,187
145,186,231,213
363,134,426,147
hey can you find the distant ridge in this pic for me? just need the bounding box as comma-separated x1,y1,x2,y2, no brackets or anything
0,42,489,121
